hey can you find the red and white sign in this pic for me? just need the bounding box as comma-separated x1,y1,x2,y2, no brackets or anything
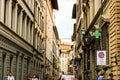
61,75,75,80
97,50,106,65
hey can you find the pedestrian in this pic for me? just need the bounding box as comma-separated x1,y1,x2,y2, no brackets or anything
27,75,31,80
61,77,65,80
107,73,113,80
32,74,39,80
7,72,15,80
97,72,105,80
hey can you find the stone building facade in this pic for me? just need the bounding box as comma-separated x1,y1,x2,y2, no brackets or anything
0,0,45,80
72,0,120,79
59,41,73,75
52,25,60,79
43,0,59,80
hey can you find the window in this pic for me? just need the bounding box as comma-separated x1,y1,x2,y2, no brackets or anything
35,2,38,21
19,57,23,80
34,60,36,71
40,16,44,32
38,8,40,25
11,1,16,30
10,55,13,72
16,54,18,79
17,7,21,34
22,12,26,38
30,22,33,43
4,0,7,23
2,54,6,80
27,59,30,75
26,17,29,41
37,34,40,50
101,23,109,64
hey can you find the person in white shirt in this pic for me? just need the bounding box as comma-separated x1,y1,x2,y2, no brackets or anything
32,74,40,80
7,72,15,80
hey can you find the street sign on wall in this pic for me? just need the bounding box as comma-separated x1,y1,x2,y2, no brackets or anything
97,50,106,65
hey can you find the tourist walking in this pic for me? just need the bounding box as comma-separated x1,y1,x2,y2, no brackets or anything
107,73,113,80
7,72,15,80
97,72,105,80
32,74,40,80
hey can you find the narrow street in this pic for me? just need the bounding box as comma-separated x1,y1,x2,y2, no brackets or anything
0,0,120,80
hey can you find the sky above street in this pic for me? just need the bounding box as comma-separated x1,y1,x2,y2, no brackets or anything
54,0,76,42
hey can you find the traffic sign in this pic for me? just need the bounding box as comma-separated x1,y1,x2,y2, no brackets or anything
98,51,104,58
97,50,106,65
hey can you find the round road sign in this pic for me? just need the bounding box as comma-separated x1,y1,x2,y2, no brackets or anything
98,52,104,58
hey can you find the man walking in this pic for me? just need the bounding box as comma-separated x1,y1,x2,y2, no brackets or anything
7,72,15,80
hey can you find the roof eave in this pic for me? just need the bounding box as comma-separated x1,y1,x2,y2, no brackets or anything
51,0,59,10
72,3,76,19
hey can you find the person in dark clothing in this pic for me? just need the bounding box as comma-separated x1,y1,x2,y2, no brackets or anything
27,75,31,80
97,72,105,80
107,73,113,80
78,75,82,80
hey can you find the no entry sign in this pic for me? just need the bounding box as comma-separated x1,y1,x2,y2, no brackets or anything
97,50,106,65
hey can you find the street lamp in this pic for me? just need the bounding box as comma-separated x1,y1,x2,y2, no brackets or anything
81,29,86,35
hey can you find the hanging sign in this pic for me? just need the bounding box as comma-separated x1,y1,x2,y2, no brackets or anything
97,50,106,65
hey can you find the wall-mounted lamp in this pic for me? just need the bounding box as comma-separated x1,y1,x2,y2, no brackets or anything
81,29,86,35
